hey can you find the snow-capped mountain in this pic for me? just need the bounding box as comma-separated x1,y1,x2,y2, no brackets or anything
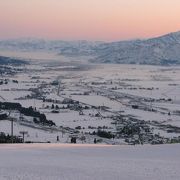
93,31,180,65
0,38,102,56
1,31,180,65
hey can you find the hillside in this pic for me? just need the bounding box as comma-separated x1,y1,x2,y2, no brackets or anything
1,31,180,65
93,31,180,65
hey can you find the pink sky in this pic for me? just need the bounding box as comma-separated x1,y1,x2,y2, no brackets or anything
0,0,180,41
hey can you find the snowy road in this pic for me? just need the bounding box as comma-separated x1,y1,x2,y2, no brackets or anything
0,144,180,180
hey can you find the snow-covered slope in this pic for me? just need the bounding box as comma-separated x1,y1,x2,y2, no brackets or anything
93,31,180,65
0,144,180,180
1,31,180,65
0,38,102,56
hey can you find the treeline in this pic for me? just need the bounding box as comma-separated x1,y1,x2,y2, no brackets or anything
0,113,8,120
93,130,114,139
0,56,28,65
0,102,55,126
0,132,22,143
0,102,22,110
20,106,55,126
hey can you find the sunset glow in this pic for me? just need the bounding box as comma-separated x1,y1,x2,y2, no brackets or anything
0,0,180,41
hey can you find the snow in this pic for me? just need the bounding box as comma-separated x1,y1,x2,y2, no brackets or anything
1,50,180,143
0,143,180,180
1,31,180,65
0,120,62,143
70,95,123,111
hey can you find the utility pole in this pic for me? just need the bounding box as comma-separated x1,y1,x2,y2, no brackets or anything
33,99,36,110
150,88,153,111
11,118,14,143
57,81,61,96
62,129,64,138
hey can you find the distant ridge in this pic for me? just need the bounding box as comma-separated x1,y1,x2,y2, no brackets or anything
92,31,180,65
1,31,180,65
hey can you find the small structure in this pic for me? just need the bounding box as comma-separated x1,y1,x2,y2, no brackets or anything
19,131,28,143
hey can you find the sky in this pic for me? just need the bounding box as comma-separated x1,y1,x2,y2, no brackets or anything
0,0,180,41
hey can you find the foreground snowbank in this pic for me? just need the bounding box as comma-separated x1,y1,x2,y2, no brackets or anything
0,144,180,180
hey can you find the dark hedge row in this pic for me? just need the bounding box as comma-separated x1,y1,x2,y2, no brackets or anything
0,102,55,126
0,132,22,143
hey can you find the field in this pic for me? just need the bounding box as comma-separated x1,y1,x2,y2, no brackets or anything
0,52,180,144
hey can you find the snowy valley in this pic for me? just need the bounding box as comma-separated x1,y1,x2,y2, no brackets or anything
0,32,180,180
0,52,180,145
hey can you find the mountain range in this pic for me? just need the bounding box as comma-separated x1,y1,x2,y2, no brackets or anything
1,31,180,65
